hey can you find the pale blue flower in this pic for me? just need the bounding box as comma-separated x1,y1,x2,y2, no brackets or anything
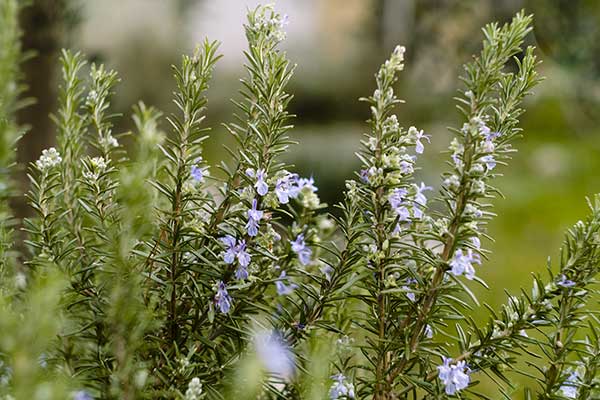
255,169,268,196
190,165,205,183
413,182,432,219
403,278,417,302
449,248,481,280
414,129,430,154
220,236,251,278
220,235,238,264
359,169,370,183
254,331,295,380
73,391,93,400
480,154,496,170
389,188,410,221
297,177,318,193
560,370,580,398
275,172,299,204
215,281,232,314
291,234,312,265
425,324,434,339
329,374,355,399
437,356,470,395
557,274,576,288
399,157,415,174
246,199,264,237
275,271,297,295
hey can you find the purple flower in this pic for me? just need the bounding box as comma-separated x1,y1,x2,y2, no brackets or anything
215,281,232,314
246,199,264,237
329,374,355,399
291,234,312,265
402,278,417,302
557,274,576,288
482,128,501,142
451,152,463,169
449,248,481,280
359,169,369,184
255,169,268,196
297,177,317,193
389,188,410,221
190,159,207,183
389,188,408,209
275,172,299,204
413,182,433,219
275,271,297,295
235,240,251,267
480,154,496,170
425,324,434,339
414,129,430,154
254,331,295,380
235,264,249,280
437,356,470,395
220,236,251,280
220,235,238,264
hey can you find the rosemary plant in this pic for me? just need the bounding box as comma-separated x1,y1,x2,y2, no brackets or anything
1,2,600,400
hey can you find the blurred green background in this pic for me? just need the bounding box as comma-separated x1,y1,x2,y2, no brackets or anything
13,0,600,395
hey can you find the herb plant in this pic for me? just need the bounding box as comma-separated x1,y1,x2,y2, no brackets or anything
0,2,599,399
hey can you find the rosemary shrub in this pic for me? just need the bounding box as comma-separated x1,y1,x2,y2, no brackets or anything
0,2,599,399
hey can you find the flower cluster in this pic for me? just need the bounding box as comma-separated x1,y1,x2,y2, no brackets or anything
249,4,288,42
184,377,204,400
437,357,471,395
82,156,107,180
220,235,251,280
35,147,62,170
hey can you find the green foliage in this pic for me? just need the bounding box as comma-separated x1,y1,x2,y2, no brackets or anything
1,3,600,400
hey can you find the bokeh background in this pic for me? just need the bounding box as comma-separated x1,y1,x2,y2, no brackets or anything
14,0,600,395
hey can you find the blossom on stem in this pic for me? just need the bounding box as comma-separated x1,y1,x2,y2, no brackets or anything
220,235,251,279
449,248,481,280
275,171,299,204
389,188,410,221
215,281,232,314
190,157,208,183
36,147,62,170
409,126,430,154
329,374,355,399
184,377,203,400
291,233,312,265
246,199,264,236
559,370,580,399
275,271,297,296
437,357,470,395
557,274,576,288
402,278,417,302
413,182,433,219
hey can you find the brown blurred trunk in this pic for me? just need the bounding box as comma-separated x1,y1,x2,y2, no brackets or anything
14,1,64,219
